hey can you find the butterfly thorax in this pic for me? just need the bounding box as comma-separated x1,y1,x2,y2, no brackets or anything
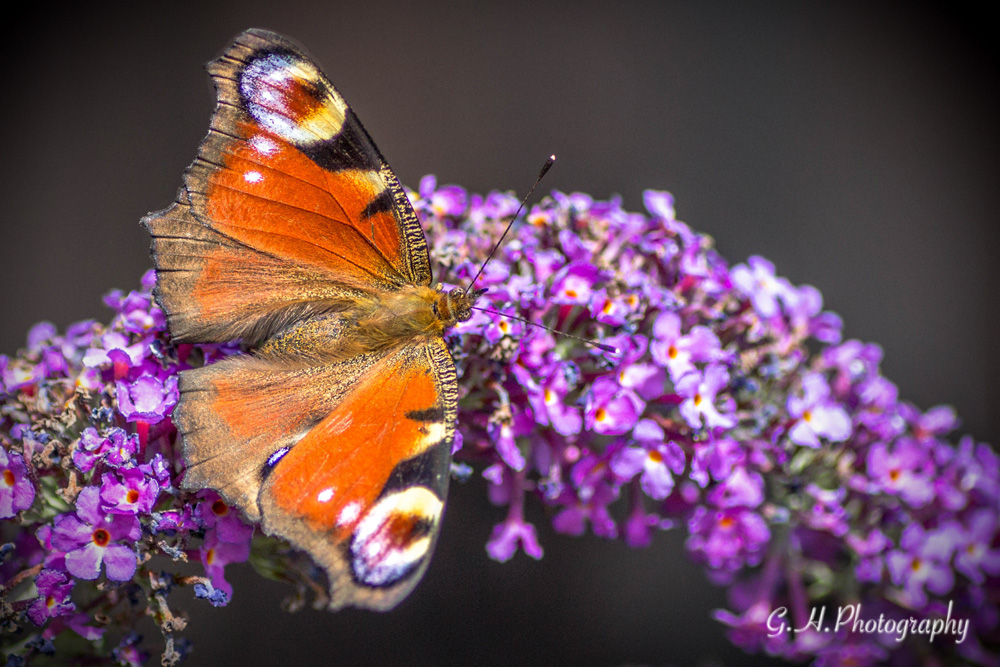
314,285,481,357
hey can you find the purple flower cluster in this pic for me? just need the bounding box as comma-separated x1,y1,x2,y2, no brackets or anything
412,178,1000,665
1,177,997,665
1,275,251,664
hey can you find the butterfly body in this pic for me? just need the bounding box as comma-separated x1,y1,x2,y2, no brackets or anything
143,29,478,610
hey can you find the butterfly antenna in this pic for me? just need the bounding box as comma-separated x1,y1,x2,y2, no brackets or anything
470,306,620,355
466,155,619,358
467,155,555,290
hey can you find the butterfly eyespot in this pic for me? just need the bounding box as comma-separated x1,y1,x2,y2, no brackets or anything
240,51,348,146
350,487,443,588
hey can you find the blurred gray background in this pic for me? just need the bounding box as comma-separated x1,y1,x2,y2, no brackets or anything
1,2,996,665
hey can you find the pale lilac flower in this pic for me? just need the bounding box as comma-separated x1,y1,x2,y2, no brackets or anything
521,362,583,437
887,524,956,609
610,420,686,500
866,438,936,508
82,331,146,374
487,515,544,562
195,492,254,544
100,468,159,515
487,418,526,471
650,312,722,382
730,256,794,319
687,506,770,579
50,487,139,581
584,376,644,435
786,372,852,447
642,189,676,220
551,262,603,306
707,467,764,509
1,445,35,518
199,528,251,600
552,481,619,539
677,364,736,430
953,510,1000,584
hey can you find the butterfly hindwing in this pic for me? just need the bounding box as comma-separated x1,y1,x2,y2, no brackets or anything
175,316,456,609
175,314,381,521
258,337,456,610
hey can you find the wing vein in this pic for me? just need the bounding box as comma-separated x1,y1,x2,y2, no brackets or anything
197,180,404,284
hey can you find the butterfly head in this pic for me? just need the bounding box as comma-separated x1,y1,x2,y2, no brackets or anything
436,286,486,326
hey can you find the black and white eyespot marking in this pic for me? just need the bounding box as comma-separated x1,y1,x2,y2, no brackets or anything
347,487,443,588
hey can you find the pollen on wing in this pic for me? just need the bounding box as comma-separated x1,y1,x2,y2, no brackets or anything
350,487,442,587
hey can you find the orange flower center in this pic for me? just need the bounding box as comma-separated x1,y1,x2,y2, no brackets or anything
2,470,14,487
212,499,229,516
92,528,111,547
126,489,140,504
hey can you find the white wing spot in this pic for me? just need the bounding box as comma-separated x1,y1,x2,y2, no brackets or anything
249,135,278,156
244,170,263,184
316,487,335,503
337,501,361,526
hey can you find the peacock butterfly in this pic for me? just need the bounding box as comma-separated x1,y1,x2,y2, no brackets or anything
143,28,482,610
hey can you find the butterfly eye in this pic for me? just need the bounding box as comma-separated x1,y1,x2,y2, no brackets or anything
445,288,477,322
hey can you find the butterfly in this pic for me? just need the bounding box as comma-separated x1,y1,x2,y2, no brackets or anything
143,28,483,611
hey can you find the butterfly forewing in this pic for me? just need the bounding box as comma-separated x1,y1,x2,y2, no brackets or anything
144,28,432,345
146,28,458,610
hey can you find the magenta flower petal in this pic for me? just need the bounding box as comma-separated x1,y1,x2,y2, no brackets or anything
115,374,178,423
26,569,76,626
486,517,544,562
